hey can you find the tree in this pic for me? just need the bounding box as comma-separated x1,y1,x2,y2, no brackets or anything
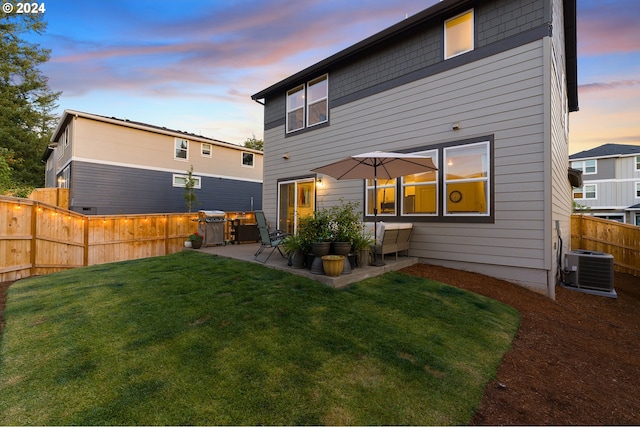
183,165,199,213
243,134,263,151
0,4,61,190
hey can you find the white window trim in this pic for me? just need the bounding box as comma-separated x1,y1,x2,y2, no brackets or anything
635,156,640,172
401,150,439,216
286,85,305,133
172,174,201,189
443,141,490,217
241,152,255,168
571,159,597,175
286,74,329,133
201,143,212,158
635,182,640,199
306,74,329,128
174,138,189,161
573,184,597,200
444,9,474,60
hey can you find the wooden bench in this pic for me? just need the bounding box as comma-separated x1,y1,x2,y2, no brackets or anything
363,222,413,261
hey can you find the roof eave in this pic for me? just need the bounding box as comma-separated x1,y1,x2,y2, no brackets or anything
251,0,470,101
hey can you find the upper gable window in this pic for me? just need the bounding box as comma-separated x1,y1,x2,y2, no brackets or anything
175,138,188,160
635,156,640,171
286,74,328,133
571,159,596,175
242,152,254,168
445,10,474,59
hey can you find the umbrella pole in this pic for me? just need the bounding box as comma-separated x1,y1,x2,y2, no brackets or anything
371,162,385,267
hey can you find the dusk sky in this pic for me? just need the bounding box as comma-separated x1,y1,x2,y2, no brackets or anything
25,0,640,154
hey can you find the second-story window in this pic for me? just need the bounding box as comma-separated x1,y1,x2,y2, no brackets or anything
175,138,188,160
242,152,254,167
286,74,329,133
287,85,305,133
571,159,596,174
636,156,640,171
445,9,474,59
307,75,328,127
201,143,212,157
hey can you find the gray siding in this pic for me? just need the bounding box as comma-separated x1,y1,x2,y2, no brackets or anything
264,40,551,291
548,0,573,298
263,0,545,130
69,161,262,215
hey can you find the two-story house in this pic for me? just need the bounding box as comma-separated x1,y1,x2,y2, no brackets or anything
570,143,640,225
251,0,578,297
44,110,263,215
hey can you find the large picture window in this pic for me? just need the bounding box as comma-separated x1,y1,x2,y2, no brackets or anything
444,142,489,216
444,9,474,59
286,74,328,133
362,137,493,223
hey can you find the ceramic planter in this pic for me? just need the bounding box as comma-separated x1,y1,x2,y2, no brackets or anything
322,255,345,277
331,241,352,256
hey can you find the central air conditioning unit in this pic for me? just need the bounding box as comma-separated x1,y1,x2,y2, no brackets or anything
562,250,616,298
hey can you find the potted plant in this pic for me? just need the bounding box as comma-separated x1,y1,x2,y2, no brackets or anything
297,210,332,257
282,234,305,269
352,231,374,267
187,231,203,249
328,199,362,256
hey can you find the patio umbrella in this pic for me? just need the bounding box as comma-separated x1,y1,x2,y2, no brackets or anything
311,151,437,265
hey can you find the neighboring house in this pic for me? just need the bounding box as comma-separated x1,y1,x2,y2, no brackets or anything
570,143,640,225
251,0,578,297
44,110,263,215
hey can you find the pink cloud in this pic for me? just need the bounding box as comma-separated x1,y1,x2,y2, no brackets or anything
579,80,640,93
578,0,640,56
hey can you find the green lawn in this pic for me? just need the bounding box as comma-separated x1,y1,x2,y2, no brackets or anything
0,251,519,425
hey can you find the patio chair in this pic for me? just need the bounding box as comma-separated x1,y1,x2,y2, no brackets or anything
254,210,289,263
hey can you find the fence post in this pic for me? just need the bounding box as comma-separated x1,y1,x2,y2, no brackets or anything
164,214,169,255
30,203,38,276
83,216,89,266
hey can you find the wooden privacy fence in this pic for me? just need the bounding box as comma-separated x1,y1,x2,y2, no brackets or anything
0,196,224,282
571,214,639,276
28,187,69,209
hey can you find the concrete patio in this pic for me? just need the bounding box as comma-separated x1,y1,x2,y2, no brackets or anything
196,243,418,288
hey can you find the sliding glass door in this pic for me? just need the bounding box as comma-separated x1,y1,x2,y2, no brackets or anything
278,178,316,234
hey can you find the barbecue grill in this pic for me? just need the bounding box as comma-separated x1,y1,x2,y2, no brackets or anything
197,210,226,246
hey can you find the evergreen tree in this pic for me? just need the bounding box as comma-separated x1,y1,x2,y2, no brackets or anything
0,4,61,190
243,134,263,151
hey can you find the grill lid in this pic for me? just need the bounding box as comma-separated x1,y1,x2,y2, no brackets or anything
198,210,225,218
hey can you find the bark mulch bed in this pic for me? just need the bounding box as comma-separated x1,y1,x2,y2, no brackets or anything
1,267,639,425
401,264,640,425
